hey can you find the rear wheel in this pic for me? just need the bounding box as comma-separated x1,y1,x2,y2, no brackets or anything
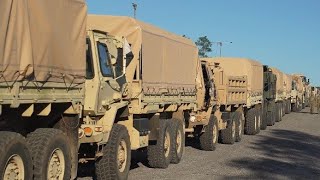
148,119,172,168
27,129,71,180
260,107,267,130
275,103,282,122
234,112,244,142
200,116,219,151
0,132,33,180
95,124,131,180
170,119,185,164
285,100,291,114
220,117,236,144
245,108,257,135
255,108,261,134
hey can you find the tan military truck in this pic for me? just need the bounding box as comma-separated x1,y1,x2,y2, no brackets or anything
82,15,257,179
283,74,293,113
205,57,264,135
270,67,286,121
80,15,233,179
291,74,305,111
200,59,247,145
292,74,310,109
0,0,86,179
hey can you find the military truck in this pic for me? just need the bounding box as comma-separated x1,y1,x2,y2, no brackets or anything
262,66,277,127
283,74,293,113
205,58,264,135
292,74,310,109
291,74,305,111
80,15,232,179
0,0,86,179
200,59,247,146
270,67,286,122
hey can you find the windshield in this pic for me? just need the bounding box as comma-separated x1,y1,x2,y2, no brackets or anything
86,38,94,79
97,42,113,77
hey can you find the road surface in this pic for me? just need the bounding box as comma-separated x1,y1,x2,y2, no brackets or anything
78,108,320,179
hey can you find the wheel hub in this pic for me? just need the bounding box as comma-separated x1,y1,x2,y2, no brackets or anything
47,148,65,180
176,129,182,153
212,124,217,143
164,131,170,157
117,140,127,172
4,154,24,180
232,120,236,138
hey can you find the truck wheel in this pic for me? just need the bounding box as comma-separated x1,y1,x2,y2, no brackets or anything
170,119,185,164
255,108,261,134
245,108,257,135
260,108,267,130
26,129,71,180
275,103,281,122
235,112,244,142
266,111,272,126
200,116,219,151
285,100,290,114
279,103,283,121
0,132,33,180
96,124,131,180
148,119,172,168
220,116,236,144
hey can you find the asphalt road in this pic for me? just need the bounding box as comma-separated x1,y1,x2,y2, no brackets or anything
78,108,320,180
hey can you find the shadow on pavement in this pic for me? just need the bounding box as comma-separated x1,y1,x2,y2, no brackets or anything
225,129,320,179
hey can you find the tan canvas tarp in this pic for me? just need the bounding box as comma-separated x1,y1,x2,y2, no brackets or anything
87,15,198,92
284,74,292,96
0,0,87,83
204,57,263,93
271,67,285,92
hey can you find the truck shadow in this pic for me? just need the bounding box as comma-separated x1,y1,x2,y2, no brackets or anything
225,129,320,179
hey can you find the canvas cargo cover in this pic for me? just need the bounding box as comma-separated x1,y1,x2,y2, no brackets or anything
270,67,285,92
292,75,304,92
284,74,292,94
0,0,87,83
203,57,263,94
87,15,198,92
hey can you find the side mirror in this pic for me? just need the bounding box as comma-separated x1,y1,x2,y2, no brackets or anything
110,58,117,66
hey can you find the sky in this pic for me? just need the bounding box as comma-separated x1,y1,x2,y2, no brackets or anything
87,0,320,85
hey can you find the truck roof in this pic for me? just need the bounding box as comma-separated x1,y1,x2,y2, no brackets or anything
87,15,197,84
0,0,87,84
202,57,263,93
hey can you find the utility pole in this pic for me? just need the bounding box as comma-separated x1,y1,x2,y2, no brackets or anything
132,3,137,19
211,41,232,57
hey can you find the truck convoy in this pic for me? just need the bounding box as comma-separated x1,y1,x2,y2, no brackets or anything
0,0,86,179
0,1,313,180
291,74,309,111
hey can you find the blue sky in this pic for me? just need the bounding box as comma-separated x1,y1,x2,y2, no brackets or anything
87,0,320,85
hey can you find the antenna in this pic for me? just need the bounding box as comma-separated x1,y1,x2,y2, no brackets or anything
132,3,137,19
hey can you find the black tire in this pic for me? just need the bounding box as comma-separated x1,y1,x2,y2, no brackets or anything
275,103,282,122
285,100,290,114
0,132,33,180
255,108,261,134
260,108,267,130
292,102,298,112
234,112,244,142
199,115,219,151
27,128,71,180
147,119,172,168
245,108,257,135
220,115,236,144
96,124,131,180
266,111,273,126
170,119,185,164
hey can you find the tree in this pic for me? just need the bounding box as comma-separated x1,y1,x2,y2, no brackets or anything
195,36,212,58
